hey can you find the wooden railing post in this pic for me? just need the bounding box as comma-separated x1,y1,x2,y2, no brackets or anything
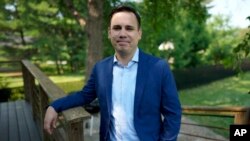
67,121,84,141
62,107,91,141
21,64,34,103
22,64,37,120
234,109,250,124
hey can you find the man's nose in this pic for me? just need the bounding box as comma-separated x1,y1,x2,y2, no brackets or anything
118,28,127,37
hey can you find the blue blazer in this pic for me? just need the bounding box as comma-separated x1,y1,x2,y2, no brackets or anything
52,50,182,141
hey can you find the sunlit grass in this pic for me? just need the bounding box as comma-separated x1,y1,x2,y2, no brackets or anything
179,72,250,106
49,75,85,93
49,75,84,83
179,71,250,138
0,73,84,89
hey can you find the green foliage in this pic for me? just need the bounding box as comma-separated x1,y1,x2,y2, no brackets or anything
9,87,24,101
136,0,210,69
27,1,86,74
203,15,242,68
233,16,250,71
234,31,250,57
138,0,179,55
0,76,10,89
0,0,246,73
0,0,87,74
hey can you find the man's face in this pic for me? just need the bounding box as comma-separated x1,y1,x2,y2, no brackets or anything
108,11,142,56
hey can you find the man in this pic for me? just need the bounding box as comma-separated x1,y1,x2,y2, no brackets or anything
44,5,182,141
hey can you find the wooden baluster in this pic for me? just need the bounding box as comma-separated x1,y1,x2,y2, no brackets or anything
38,85,50,141
67,121,84,141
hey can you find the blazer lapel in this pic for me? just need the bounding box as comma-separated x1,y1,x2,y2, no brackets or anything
104,57,114,115
134,50,150,115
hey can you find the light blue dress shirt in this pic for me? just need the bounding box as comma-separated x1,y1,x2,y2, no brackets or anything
109,48,140,141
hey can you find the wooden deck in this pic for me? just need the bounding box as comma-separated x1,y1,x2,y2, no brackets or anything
0,100,41,141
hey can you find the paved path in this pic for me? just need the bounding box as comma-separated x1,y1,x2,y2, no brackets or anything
83,113,228,141
178,116,228,141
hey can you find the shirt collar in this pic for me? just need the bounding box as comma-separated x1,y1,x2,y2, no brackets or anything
113,48,139,64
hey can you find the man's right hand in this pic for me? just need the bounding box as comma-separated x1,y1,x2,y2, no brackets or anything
44,106,58,135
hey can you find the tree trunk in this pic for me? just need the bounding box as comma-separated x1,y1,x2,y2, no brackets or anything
64,0,103,80
86,0,104,81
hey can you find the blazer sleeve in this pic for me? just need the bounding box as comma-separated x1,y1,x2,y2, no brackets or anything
160,61,182,141
51,65,97,113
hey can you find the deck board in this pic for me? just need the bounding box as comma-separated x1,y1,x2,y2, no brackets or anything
0,100,41,141
22,100,42,141
0,102,9,141
9,102,19,141
15,100,30,141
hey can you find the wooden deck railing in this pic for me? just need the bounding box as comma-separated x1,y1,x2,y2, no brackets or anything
182,106,250,124
21,60,91,141
181,106,250,140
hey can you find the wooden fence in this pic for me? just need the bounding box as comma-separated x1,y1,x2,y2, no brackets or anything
181,106,250,140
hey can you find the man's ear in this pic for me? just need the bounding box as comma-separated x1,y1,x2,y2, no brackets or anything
138,28,142,40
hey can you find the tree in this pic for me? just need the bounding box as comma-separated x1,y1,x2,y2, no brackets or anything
85,0,104,80
137,0,210,69
233,16,250,70
0,0,105,77
2,0,239,75
204,15,243,67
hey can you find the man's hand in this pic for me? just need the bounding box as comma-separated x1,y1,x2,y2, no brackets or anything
44,106,58,135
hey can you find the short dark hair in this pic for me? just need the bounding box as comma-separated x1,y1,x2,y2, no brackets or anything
109,5,141,29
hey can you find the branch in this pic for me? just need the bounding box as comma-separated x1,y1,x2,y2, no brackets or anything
64,0,86,27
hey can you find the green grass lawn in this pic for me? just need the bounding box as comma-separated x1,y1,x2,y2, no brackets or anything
179,72,250,107
179,71,250,138
0,74,84,91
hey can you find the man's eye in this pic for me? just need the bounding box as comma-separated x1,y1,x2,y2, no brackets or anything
126,27,134,31
112,26,121,30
